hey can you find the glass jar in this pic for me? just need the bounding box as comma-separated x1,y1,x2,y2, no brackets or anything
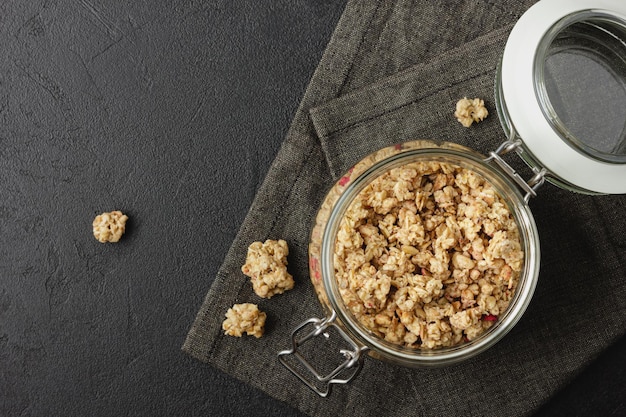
279,141,541,396
279,0,626,396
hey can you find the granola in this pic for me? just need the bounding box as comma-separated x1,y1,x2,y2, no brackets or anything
92,211,128,243
242,239,294,298
222,303,266,338
455,97,488,127
334,161,523,349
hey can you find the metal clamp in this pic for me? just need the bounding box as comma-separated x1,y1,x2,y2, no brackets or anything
484,139,546,203
278,311,368,397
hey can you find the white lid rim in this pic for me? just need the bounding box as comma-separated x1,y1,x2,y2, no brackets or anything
501,0,626,194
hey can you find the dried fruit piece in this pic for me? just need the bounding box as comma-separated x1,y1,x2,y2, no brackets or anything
483,314,498,322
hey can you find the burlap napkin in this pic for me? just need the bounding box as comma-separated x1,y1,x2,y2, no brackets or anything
183,1,626,415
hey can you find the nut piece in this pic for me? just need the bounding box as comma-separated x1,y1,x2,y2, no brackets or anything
334,162,523,349
241,239,294,298
93,211,128,243
454,97,488,127
222,303,266,338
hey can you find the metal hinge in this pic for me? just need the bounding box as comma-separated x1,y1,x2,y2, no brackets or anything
484,139,546,203
277,311,368,397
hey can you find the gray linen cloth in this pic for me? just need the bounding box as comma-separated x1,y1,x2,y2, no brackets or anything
183,1,626,415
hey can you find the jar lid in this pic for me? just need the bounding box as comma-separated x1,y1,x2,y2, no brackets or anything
501,0,626,194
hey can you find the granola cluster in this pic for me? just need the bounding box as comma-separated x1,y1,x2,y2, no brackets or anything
241,239,294,299
334,161,523,349
454,97,488,127
222,303,267,338
224,240,294,339
92,211,128,243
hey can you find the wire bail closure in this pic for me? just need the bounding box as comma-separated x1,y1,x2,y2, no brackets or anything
484,137,546,203
278,311,368,397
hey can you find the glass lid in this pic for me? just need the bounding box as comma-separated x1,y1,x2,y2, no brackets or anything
500,0,626,194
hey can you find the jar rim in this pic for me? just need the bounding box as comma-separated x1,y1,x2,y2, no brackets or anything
314,143,540,366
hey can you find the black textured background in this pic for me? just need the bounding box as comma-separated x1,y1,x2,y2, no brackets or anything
1,1,624,416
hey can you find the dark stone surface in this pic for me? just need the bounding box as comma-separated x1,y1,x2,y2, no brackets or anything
0,1,339,415
0,0,624,416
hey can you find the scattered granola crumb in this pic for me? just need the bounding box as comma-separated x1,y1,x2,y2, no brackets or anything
242,239,294,298
455,97,488,127
93,211,128,243
222,303,266,338
334,161,523,349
